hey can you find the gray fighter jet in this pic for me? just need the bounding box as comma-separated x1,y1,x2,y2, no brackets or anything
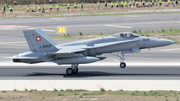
7,29,174,75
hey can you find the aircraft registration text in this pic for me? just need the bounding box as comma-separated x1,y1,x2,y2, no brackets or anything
39,44,52,49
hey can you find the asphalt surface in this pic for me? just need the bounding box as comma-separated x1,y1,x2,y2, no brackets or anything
0,13,180,37
0,66,180,80
0,13,180,80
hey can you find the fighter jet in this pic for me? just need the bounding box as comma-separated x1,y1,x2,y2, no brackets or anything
7,29,175,75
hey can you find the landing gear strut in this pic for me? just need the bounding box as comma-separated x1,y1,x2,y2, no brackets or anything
66,64,79,75
119,54,126,68
110,52,127,68
73,64,79,74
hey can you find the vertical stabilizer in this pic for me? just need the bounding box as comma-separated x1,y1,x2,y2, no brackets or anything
23,29,58,52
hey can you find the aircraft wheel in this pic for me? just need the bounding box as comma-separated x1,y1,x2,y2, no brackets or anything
66,68,73,75
120,62,126,68
73,67,79,74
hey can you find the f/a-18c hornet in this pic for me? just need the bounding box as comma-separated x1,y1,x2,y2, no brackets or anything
7,29,175,75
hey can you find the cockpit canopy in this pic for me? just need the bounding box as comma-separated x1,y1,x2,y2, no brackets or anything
111,32,140,38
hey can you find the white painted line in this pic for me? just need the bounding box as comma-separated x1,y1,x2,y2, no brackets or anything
50,18,65,20
124,15,140,17
1,80,180,91
41,29,56,32
0,25,29,28
29,28,56,32
105,25,133,28
29,28,34,29
0,41,26,44
159,48,180,51
0,28,16,30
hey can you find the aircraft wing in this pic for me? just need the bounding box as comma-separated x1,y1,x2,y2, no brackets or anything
90,39,139,49
44,39,139,58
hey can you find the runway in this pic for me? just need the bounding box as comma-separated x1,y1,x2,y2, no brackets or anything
0,65,180,80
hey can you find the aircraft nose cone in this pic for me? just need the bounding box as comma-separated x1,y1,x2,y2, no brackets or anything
166,40,175,45
171,41,175,44
158,39,175,46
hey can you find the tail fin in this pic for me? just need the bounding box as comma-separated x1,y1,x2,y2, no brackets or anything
23,29,58,52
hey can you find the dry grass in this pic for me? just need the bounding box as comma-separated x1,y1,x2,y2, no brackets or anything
0,90,179,101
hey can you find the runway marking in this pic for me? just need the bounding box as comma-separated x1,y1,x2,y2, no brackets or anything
0,25,29,28
118,21,178,26
124,15,140,17
106,59,119,61
0,28,16,30
105,25,133,28
29,28,56,32
50,18,65,20
41,29,56,32
0,41,26,44
159,48,180,51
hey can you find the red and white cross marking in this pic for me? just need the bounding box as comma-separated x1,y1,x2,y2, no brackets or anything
36,36,41,42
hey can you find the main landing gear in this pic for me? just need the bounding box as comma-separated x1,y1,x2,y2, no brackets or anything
66,64,79,75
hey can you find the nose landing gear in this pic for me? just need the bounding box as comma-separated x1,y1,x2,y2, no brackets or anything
119,54,126,68
120,62,126,68
110,52,127,68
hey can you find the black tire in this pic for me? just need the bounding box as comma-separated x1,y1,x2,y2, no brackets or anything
120,62,126,68
73,67,79,74
66,68,73,75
